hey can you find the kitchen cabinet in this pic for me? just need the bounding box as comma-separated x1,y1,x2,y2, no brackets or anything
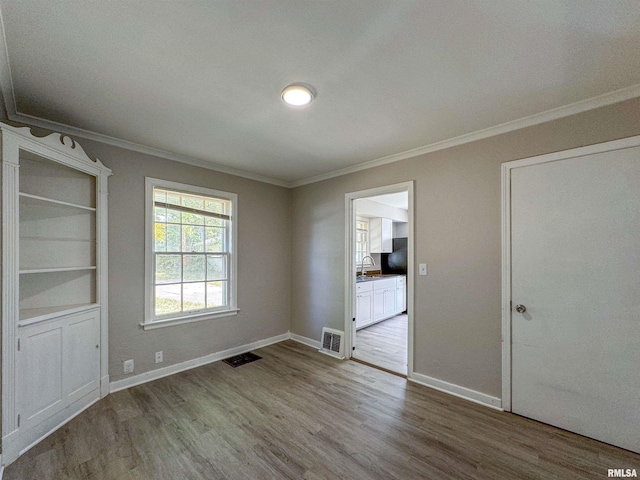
369,217,392,253
356,275,406,330
372,277,397,323
355,282,374,329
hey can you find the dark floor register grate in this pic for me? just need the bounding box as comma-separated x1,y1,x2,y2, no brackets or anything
222,352,262,368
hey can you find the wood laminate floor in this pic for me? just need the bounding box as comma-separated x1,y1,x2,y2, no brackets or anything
5,340,639,479
355,314,408,375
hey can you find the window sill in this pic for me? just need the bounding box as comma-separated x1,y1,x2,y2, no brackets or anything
140,308,239,330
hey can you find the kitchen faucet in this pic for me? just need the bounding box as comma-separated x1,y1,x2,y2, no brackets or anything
360,255,375,277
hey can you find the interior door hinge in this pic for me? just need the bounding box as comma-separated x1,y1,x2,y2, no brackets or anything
352,346,355,351
17,414,20,427
17,338,20,351
352,317,355,322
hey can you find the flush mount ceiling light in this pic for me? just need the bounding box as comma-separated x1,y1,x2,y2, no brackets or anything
281,84,315,107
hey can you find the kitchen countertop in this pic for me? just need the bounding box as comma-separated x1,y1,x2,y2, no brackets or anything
356,274,405,283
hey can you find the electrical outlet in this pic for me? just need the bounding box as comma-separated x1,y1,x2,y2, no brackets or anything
123,359,134,374
155,351,163,363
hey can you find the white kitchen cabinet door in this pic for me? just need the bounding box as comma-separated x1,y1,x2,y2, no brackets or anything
373,289,385,321
369,218,392,253
382,288,396,318
355,291,373,329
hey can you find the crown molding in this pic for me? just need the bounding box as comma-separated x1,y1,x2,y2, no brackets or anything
1,5,639,190
289,83,640,188
8,111,290,187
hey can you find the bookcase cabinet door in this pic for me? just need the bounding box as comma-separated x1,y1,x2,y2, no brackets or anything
16,309,100,432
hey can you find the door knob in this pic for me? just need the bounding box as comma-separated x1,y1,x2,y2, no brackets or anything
515,304,526,313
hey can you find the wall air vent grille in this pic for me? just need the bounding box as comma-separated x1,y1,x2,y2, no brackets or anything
319,328,344,359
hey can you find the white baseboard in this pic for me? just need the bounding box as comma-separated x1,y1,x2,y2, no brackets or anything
0,456,4,480
409,372,503,411
110,332,290,393
289,332,321,349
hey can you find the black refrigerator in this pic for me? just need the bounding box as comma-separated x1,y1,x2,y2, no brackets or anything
380,237,407,274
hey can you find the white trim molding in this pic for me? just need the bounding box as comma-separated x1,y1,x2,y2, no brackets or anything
110,333,289,393
500,134,640,412
289,83,640,187
410,372,503,411
289,333,322,350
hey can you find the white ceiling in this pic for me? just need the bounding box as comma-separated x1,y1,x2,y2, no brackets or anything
1,1,639,187
365,193,408,211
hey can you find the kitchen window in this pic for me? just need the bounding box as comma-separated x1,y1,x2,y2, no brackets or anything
355,217,371,266
143,178,238,329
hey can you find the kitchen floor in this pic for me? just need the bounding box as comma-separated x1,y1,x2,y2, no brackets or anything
355,314,407,375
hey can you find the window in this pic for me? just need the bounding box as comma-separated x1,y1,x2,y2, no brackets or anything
144,178,237,328
355,217,370,266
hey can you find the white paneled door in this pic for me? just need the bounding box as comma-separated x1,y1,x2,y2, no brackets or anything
509,142,640,454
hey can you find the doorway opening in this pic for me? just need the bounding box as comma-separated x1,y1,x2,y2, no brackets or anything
345,182,414,377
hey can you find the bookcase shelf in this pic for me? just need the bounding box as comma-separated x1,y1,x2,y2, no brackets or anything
19,303,99,324
20,266,97,274
19,192,97,211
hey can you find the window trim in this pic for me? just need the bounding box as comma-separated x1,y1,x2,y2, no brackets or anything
142,177,238,329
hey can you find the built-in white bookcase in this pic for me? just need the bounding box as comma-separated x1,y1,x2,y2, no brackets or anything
19,151,98,320
1,123,111,467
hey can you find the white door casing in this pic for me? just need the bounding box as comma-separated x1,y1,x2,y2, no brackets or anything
344,181,414,376
502,136,640,454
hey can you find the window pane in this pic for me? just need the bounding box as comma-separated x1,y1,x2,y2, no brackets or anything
205,216,224,227
207,281,227,308
183,225,204,252
155,223,167,252
183,255,205,282
156,255,181,284
183,195,204,210
207,255,226,281
167,207,181,224
167,224,181,252
205,199,225,214
154,206,166,222
167,192,181,206
183,282,205,311
154,190,166,203
205,227,225,252
155,284,181,316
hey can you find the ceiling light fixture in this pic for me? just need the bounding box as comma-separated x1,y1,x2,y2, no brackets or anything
281,84,315,107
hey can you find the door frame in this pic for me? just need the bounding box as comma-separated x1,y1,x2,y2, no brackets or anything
344,181,415,377
501,134,640,411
